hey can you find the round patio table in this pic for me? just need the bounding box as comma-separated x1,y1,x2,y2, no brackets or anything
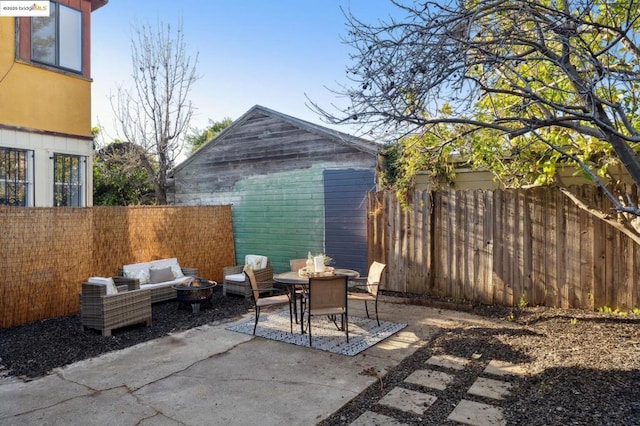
273,269,360,285
273,269,360,328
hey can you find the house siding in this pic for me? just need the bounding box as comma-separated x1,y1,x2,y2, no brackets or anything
0,1,104,207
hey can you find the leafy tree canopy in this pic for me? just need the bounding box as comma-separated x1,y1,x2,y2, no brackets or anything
93,140,155,206
312,0,640,216
187,118,233,153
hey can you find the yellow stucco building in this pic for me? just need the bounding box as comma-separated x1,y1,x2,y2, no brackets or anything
0,0,107,206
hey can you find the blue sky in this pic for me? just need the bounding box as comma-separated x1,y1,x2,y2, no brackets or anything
90,1,400,143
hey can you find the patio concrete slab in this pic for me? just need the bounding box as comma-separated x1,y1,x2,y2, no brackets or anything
426,354,470,370
483,359,528,377
56,321,253,392
377,387,437,415
467,377,513,400
0,301,445,426
404,368,455,391
447,399,506,426
0,373,93,418
4,387,156,426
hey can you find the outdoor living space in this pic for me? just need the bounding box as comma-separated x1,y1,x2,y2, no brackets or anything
3,189,640,424
4,269,640,425
0,297,522,425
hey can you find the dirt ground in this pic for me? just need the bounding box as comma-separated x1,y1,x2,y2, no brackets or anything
323,298,640,425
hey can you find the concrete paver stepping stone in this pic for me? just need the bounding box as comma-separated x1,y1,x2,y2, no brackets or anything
426,354,469,370
404,368,455,390
483,359,527,377
467,377,513,400
447,399,506,426
350,410,408,425
378,386,438,415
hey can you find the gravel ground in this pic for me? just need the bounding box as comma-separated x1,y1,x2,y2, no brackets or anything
323,296,640,426
2,288,640,425
0,286,252,379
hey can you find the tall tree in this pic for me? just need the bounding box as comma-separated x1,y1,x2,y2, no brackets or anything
311,0,640,216
187,118,233,153
111,20,199,204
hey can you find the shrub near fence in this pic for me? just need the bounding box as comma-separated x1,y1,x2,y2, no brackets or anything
368,186,640,311
1,205,234,328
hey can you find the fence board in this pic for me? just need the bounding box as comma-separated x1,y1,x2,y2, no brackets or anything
604,220,615,308
578,186,594,310
529,188,544,305
507,191,517,306
566,196,582,308
558,190,570,308
545,192,560,307
620,234,633,310
493,190,505,305
483,190,494,304
521,191,533,306
464,191,475,301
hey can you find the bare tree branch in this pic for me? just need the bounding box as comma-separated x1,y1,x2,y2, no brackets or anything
309,0,640,216
110,19,199,204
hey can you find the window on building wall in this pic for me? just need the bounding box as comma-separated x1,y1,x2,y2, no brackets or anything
0,148,33,207
53,153,84,207
31,2,82,72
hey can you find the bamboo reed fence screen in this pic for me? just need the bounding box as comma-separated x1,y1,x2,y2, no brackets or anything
1,205,234,328
368,186,640,311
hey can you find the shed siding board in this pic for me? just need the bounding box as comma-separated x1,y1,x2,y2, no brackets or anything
324,169,374,275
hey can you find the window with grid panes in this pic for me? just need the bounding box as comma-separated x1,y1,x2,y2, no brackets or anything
0,148,32,206
31,1,82,72
53,153,84,206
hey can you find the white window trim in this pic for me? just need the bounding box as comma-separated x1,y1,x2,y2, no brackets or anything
53,153,86,207
0,147,34,207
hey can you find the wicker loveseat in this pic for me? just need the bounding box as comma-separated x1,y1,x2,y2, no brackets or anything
118,258,198,304
223,255,274,298
80,277,152,336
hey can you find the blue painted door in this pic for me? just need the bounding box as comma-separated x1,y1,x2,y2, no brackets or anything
323,169,375,276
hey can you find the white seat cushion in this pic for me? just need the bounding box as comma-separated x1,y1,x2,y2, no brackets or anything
140,276,191,290
225,273,246,282
88,277,118,295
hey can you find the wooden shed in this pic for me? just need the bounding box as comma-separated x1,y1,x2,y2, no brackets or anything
168,105,380,275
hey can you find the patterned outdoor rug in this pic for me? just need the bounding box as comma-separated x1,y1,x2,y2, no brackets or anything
226,309,407,356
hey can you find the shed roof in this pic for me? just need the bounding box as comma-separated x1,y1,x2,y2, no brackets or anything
173,105,379,173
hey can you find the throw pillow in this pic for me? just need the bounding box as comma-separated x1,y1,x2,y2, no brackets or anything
171,264,185,278
149,266,175,284
124,268,150,285
245,255,267,270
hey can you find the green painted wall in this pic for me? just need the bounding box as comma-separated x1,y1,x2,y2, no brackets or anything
232,165,327,273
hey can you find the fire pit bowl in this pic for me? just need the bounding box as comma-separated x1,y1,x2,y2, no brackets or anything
172,277,217,313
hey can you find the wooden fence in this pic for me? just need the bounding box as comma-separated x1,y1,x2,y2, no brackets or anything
368,186,640,311
1,205,234,328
